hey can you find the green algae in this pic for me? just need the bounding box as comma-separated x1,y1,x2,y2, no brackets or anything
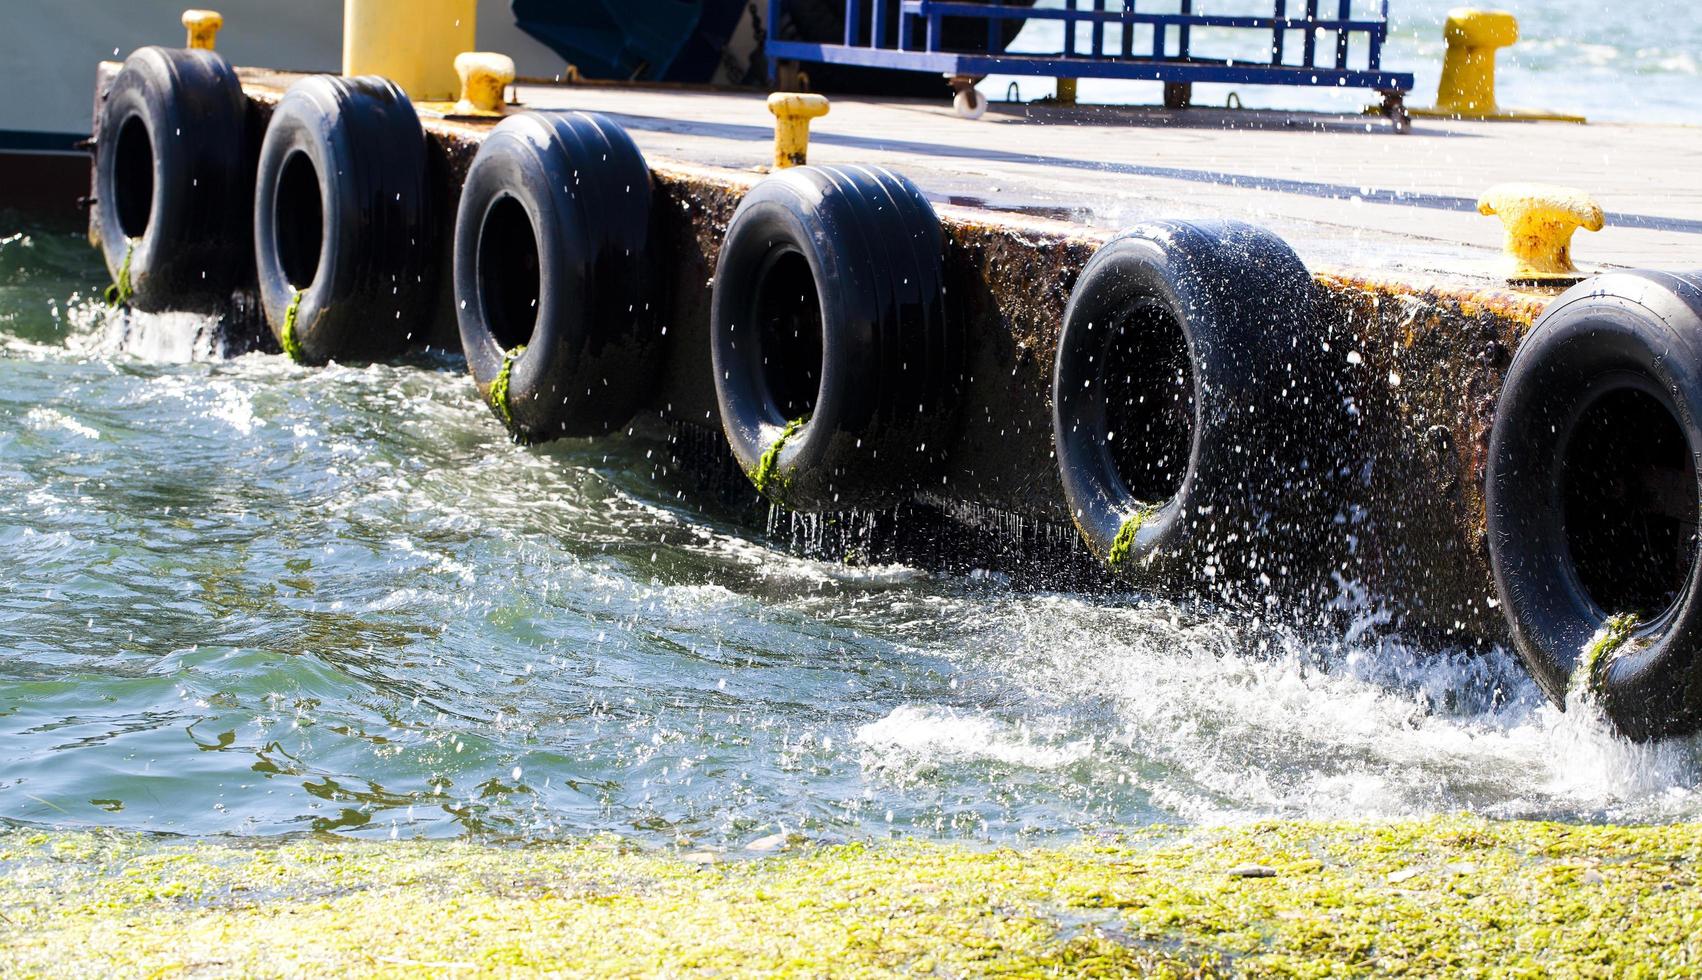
1107,503,1160,568
3,816,1699,977
102,239,134,308
1574,613,1642,698
751,415,808,499
487,344,526,431
279,289,305,363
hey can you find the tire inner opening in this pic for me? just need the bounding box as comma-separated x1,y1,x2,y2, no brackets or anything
113,115,154,240
275,151,324,290
1102,300,1196,504
477,195,541,351
1562,386,1699,622
752,248,823,422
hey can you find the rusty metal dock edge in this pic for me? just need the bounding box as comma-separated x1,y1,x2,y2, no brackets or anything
94,65,1556,649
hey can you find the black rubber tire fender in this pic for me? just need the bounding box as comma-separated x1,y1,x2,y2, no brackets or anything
1485,270,1702,739
453,110,655,441
93,46,249,312
709,164,957,511
252,74,433,364
1051,220,1329,591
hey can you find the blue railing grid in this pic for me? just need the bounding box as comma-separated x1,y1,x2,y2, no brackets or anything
767,0,1414,92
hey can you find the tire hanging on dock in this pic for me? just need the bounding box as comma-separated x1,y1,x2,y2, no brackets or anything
710,165,958,511
453,111,655,441
252,75,433,364
1051,220,1333,593
1486,270,1702,740
93,46,250,312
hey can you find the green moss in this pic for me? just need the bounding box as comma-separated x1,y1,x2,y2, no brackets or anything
102,239,134,308
1573,613,1641,698
279,289,305,363
751,415,808,499
1107,503,1160,568
2,817,1698,976
488,344,526,431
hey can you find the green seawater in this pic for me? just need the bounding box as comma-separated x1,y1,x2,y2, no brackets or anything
2,218,1701,846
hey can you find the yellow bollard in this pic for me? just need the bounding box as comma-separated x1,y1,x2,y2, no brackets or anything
1055,78,1078,106
1435,8,1518,115
1477,183,1605,282
767,93,829,168
1411,8,1585,122
343,0,476,101
453,52,515,116
182,9,222,51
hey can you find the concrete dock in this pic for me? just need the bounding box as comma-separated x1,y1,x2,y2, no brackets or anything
98,64,1702,645
507,82,1701,280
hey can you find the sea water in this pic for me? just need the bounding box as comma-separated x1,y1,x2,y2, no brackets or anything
2,220,1700,846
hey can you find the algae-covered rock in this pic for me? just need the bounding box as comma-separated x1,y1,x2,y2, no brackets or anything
2,816,1699,976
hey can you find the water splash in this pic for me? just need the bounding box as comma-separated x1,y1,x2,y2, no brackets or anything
3,222,1701,847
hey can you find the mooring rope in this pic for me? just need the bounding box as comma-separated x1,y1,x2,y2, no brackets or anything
1573,612,1641,699
489,344,526,429
103,240,134,308
1106,503,1160,568
752,415,808,498
279,289,305,363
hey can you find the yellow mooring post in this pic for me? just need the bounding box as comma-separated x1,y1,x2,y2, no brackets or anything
1055,78,1078,105
343,0,476,101
1412,8,1585,122
768,93,829,168
181,9,222,50
453,52,515,116
1477,183,1605,284
1436,8,1517,115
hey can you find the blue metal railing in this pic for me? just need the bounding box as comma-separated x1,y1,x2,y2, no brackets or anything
767,1,1414,99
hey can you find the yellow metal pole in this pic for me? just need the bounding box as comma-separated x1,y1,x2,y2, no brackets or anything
767,93,829,168
1434,8,1518,115
182,9,222,50
342,0,477,100
1410,8,1585,122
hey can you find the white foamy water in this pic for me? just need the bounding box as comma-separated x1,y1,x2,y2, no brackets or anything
857,705,1094,773
67,305,235,362
853,586,1702,829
